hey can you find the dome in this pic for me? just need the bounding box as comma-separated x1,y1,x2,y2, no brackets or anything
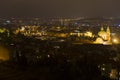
98,30,106,37
98,27,106,36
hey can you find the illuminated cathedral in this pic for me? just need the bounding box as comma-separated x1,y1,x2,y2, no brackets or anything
94,26,111,44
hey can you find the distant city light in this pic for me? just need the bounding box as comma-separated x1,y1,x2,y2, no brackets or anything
74,22,78,25
85,31,93,37
47,55,50,58
6,20,11,23
101,68,105,71
112,38,119,44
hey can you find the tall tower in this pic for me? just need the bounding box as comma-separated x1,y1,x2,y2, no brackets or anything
106,26,111,42
101,27,104,31
98,26,106,39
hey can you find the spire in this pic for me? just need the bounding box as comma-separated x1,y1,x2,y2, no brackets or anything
100,27,104,31
106,26,111,42
106,26,110,33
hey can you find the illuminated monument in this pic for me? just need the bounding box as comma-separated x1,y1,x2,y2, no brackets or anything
94,26,111,44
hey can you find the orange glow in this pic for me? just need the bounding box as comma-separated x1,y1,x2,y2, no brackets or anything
0,46,9,61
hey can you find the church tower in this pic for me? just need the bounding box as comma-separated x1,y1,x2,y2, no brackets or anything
101,27,104,31
94,26,111,44
98,26,106,40
106,26,111,42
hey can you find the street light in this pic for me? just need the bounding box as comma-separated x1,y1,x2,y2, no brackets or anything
112,38,119,44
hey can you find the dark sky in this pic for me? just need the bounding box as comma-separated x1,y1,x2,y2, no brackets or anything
0,0,120,17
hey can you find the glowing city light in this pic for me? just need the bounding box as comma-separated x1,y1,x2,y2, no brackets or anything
84,31,93,37
112,38,119,44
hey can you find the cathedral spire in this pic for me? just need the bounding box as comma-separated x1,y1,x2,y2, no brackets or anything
100,26,104,31
106,26,110,33
106,26,111,42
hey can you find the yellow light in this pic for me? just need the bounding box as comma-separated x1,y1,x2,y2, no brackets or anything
113,39,117,42
94,38,104,44
112,38,119,44
110,69,118,79
84,31,93,37
21,27,25,31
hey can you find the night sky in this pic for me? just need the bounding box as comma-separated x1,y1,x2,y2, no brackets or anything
0,0,120,17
